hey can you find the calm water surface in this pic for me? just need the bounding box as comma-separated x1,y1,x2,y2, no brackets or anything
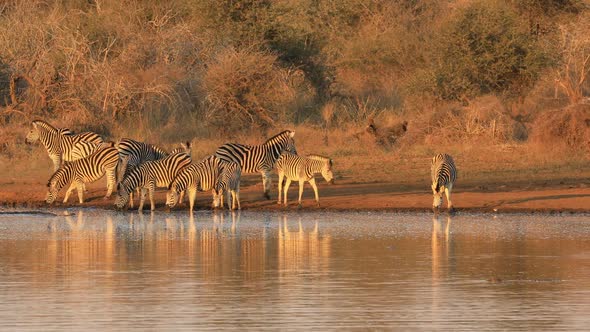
0,209,589,330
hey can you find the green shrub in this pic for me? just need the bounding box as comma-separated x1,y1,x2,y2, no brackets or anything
431,1,551,101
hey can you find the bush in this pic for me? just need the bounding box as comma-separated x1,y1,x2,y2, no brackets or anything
530,103,590,150
431,1,551,101
201,47,297,134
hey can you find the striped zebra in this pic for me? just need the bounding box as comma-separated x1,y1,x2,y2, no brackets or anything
25,120,103,171
71,140,116,161
45,145,119,204
114,152,192,211
166,155,222,212
276,153,334,207
115,138,191,207
431,153,457,213
214,130,296,200
213,161,242,210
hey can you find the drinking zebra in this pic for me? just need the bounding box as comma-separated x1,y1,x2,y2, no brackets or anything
275,153,334,207
431,153,457,213
213,161,242,210
214,130,296,200
166,155,222,212
115,138,191,207
45,145,119,204
114,152,192,211
25,120,103,171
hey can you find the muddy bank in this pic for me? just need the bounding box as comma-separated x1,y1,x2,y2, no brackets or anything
1,180,589,213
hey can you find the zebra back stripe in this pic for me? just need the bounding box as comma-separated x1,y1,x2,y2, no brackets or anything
46,146,119,202
27,120,103,163
169,155,221,194
214,130,296,174
118,152,192,196
276,153,331,180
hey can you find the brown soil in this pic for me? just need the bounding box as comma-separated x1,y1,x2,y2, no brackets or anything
1,177,589,213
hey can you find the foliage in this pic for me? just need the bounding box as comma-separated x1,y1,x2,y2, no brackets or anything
430,1,551,101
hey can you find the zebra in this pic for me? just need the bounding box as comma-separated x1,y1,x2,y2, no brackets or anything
114,152,192,211
115,138,191,207
45,145,119,204
276,153,334,207
71,140,116,161
167,155,222,212
213,161,242,210
214,130,296,200
25,120,103,171
431,153,457,213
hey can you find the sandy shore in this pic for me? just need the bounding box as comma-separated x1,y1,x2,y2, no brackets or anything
1,179,589,213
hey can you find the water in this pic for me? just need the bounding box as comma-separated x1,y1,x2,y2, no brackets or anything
0,210,589,331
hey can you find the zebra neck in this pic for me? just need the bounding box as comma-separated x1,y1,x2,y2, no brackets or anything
307,159,324,173
52,166,73,191
172,172,191,193
39,129,61,153
263,140,286,164
122,173,144,194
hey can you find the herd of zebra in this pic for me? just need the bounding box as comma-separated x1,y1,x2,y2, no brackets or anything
24,120,457,213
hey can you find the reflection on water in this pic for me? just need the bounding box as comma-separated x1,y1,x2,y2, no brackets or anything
1,210,590,330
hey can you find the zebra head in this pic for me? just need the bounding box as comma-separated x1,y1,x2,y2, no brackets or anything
308,155,335,185
323,159,335,185
267,130,297,155
212,189,223,209
25,122,41,144
166,188,180,208
432,183,444,210
45,167,68,204
114,183,131,210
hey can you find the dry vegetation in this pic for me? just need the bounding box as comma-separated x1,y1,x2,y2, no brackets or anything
1,0,590,190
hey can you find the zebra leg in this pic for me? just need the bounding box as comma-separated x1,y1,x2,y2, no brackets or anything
309,178,320,207
283,179,292,206
129,191,134,209
234,188,241,210
262,170,271,200
104,167,116,199
148,183,156,211
277,171,284,205
76,182,85,204
188,187,197,212
179,190,185,206
63,182,77,204
228,190,233,210
298,179,305,208
445,184,454,213
138,188,147,212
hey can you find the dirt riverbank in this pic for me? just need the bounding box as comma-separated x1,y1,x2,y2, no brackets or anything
1,178,589,213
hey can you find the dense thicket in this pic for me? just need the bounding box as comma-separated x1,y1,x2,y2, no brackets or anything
0,0,588,140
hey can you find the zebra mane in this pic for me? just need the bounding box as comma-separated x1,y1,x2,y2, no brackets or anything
306,154,333,166
58,128,74,135
32,120,58,133
264,130,294,144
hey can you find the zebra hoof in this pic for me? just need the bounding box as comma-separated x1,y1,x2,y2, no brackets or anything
448,207,456,214
264,193,271,200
